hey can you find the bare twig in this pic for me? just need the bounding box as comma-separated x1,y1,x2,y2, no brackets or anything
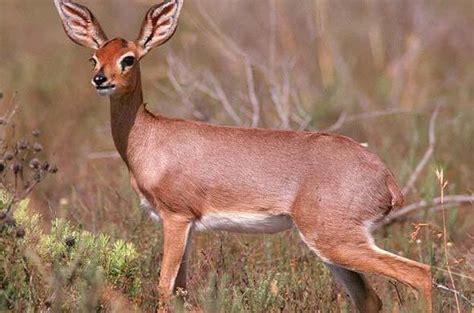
166,54,206,121
322,108,411,132
0,93,19,144
291,112,313,131
402,104,441,195
323,111,347,132
270,63,292,129
376,195,474,228
193,2,246,61
345,108,412,122
433,281,473,307
437,169,461,313
268,0,277,71
87,151,120,160
244,57,260,127
432,266,474,282
0,92,19,122
389,281,404,308
290,91,313,130
194,79,219,101
207,73,242,125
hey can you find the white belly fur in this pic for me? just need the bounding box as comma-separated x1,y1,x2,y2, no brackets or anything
194,212,293,234
139,195,161,222
139,194,292,234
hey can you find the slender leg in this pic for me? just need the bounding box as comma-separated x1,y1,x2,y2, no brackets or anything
174,226,193,292
158,215,193,305
296,224,432,312
325,263,382,313
327,243,432,312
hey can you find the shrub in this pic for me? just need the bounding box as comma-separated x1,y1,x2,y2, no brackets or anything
0,193,141,311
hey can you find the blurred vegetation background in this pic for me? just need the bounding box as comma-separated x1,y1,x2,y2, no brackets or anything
1,0,473,311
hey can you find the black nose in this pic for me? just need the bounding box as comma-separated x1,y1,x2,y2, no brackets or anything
93,74,107,86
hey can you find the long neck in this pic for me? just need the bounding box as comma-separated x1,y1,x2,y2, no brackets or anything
109,66,149,166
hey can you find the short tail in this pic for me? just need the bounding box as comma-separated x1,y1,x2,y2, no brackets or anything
386,175,404,209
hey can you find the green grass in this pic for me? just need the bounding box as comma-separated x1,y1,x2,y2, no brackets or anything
2,194,472,312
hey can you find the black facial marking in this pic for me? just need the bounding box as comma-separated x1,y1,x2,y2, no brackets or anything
92,37,100,48
102,40,113,48
121,56,135,70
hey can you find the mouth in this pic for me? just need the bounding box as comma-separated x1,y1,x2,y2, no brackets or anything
95,84,116,96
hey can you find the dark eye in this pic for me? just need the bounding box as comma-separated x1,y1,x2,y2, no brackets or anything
121,56,135,69
89,58,97,67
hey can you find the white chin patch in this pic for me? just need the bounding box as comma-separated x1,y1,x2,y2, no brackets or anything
96,87,116,96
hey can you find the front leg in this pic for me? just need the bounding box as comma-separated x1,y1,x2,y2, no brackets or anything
159,214,193,305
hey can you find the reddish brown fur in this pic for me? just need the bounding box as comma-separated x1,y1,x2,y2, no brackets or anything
54,1,432,311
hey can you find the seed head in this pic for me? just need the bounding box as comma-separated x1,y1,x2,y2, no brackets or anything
33,143,43,153
4,151,14,161
32,129,40,137
29,158,41,169
3,215,15,227
65,237,75,247
49,165,58,174
11,162,22,174
16,227,25,238
42,161,50,171
17,140,28,150
33,172,41,182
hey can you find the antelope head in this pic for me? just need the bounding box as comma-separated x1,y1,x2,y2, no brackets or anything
54,0,183,96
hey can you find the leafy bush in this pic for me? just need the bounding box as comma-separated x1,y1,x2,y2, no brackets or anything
0,193,141,311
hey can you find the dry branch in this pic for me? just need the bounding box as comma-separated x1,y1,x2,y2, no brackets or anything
166,54,206,121
377,195,474,228
433,281,473,307
372,104,474,228
323,108,411,132
87,151,120,160
323,111,348,132
291,112,312,131
269,63,292,129
402,104,441,195
207,73,242,125
437,169,461,313
244,57,260,127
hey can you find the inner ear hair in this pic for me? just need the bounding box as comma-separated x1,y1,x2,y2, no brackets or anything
54,0,108,49
136,0,183,57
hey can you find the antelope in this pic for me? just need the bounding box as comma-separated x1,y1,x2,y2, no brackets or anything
54,0,432,311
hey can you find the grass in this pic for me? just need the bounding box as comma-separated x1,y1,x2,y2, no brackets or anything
1,196,472,311
1,0,473,311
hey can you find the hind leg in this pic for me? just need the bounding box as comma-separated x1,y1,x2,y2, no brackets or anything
325,263,382,313
174,226,193,292
295,220,432,312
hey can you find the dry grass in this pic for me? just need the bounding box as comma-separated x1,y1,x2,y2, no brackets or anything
1,0,473,311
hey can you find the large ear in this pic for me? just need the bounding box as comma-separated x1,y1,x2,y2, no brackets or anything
54,0,108,49
135,0,183,58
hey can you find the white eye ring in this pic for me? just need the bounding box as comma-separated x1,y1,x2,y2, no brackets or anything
117,52,136,71
89,56,99,68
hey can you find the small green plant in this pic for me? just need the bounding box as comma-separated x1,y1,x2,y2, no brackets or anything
0,197,44,311
0,193,142,311
40,218,142,296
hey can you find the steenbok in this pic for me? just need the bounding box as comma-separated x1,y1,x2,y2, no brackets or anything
54,0,432,311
